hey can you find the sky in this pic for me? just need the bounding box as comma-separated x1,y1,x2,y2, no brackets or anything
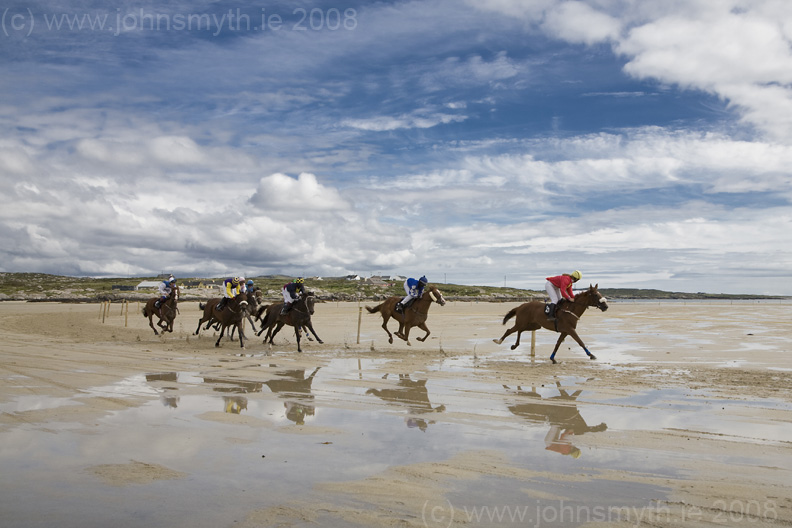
1,0,791,295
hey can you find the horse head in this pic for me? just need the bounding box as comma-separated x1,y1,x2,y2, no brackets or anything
587,284,608,312
425,285,446,306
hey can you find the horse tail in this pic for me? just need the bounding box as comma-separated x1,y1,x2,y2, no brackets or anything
198,302,206,310
142,306,149,317
502,308,517,325
366,303,382,314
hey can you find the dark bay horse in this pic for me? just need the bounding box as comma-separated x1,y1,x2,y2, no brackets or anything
255,293,322,353
366,285,446,346
194,292,249,348
142,286,179,335
493,284,608,363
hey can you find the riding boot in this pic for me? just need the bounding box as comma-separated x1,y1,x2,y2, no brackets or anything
155,299,161,309
546,303,557,321
280,302,291,315
395,302,403,314
217,298,226,311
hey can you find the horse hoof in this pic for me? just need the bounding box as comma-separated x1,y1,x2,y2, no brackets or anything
317,340,324,344
510,345,517,351
388,337,393,344
493,339,502,345
551,358,558,364
406,341,412,346
589,354,597,360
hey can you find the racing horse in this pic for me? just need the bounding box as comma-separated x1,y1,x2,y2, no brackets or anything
493,284,608,363
255,292,322,353
194,291,249,348
366,285,446,346
142,285,179,335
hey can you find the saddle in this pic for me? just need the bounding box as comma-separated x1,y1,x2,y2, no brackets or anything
395,297,415,314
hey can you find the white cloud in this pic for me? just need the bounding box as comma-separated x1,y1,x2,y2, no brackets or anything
342,111,467,132
249,173,350,212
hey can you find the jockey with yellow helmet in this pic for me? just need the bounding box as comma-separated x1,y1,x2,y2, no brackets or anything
217,276,245,311
545,270,581,320
281,277,306,314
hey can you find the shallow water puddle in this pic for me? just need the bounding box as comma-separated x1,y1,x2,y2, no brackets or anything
2,356,791,527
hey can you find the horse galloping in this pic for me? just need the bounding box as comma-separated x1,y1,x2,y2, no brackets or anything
255,293,322,353
366,285,446,346
194,291,249,348
142,286,180,335
493,284,608,363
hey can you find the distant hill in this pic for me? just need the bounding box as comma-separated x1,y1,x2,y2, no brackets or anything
0,272,785,302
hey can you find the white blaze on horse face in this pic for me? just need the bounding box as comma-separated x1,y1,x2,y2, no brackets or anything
600,297,608,304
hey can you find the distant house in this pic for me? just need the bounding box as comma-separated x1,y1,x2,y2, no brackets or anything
136,281,161,290
345,274,361,281
389,275,406,282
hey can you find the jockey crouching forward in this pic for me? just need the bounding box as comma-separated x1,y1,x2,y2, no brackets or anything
217,276,245,311
281,277,306,314
396,275,427,313
155,276,176,312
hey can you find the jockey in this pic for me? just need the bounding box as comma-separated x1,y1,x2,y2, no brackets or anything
396,275,427,313
281,277,306,314
545,270,581,320
217,276,244,311
155,276,176,309
245,279,255,293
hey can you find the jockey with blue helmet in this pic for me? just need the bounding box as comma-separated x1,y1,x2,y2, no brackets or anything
396,275,427,313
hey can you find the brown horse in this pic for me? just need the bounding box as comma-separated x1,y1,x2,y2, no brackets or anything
493,284,608,363
255,293,322,353
142,286,179,335
194,291,249,348
366,285,446,345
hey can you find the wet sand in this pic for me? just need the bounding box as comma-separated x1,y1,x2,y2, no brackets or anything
1,299,791,527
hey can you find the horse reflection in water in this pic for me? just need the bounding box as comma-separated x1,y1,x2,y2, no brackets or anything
366,374,446,431
504,380,607,458
201,367,321,423
264,368,322,425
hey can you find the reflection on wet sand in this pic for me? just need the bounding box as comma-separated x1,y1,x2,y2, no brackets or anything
146,372,180,408
264,368,322,425
504,380,607,458
366,374,446,431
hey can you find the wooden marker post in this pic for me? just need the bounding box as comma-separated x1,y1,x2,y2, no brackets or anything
356,306,363,344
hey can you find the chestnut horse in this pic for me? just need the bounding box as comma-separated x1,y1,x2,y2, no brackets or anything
142,286,179,335
194,291,249,348
366,285,446,346
255,293,322,353
493,284,608,363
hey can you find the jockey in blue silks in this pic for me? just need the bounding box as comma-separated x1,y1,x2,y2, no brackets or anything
155,276,176,309
396,275,427,313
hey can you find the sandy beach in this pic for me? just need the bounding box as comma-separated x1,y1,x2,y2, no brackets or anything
1,298,790,527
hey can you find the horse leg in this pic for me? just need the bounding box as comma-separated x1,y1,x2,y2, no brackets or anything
305,322,323,344
247,315,257,334
402,325,412,346
215,325,227,347
510,330,525,351
149,314,159,336
549,333,568,364
566,328,595,360
493,325,518,345
237,324,246,349
269,322,285,343
295,326,302,353
415,322,431,342
381,315,395,344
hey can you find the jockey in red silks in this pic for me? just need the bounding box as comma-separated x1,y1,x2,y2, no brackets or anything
545,270,581,320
